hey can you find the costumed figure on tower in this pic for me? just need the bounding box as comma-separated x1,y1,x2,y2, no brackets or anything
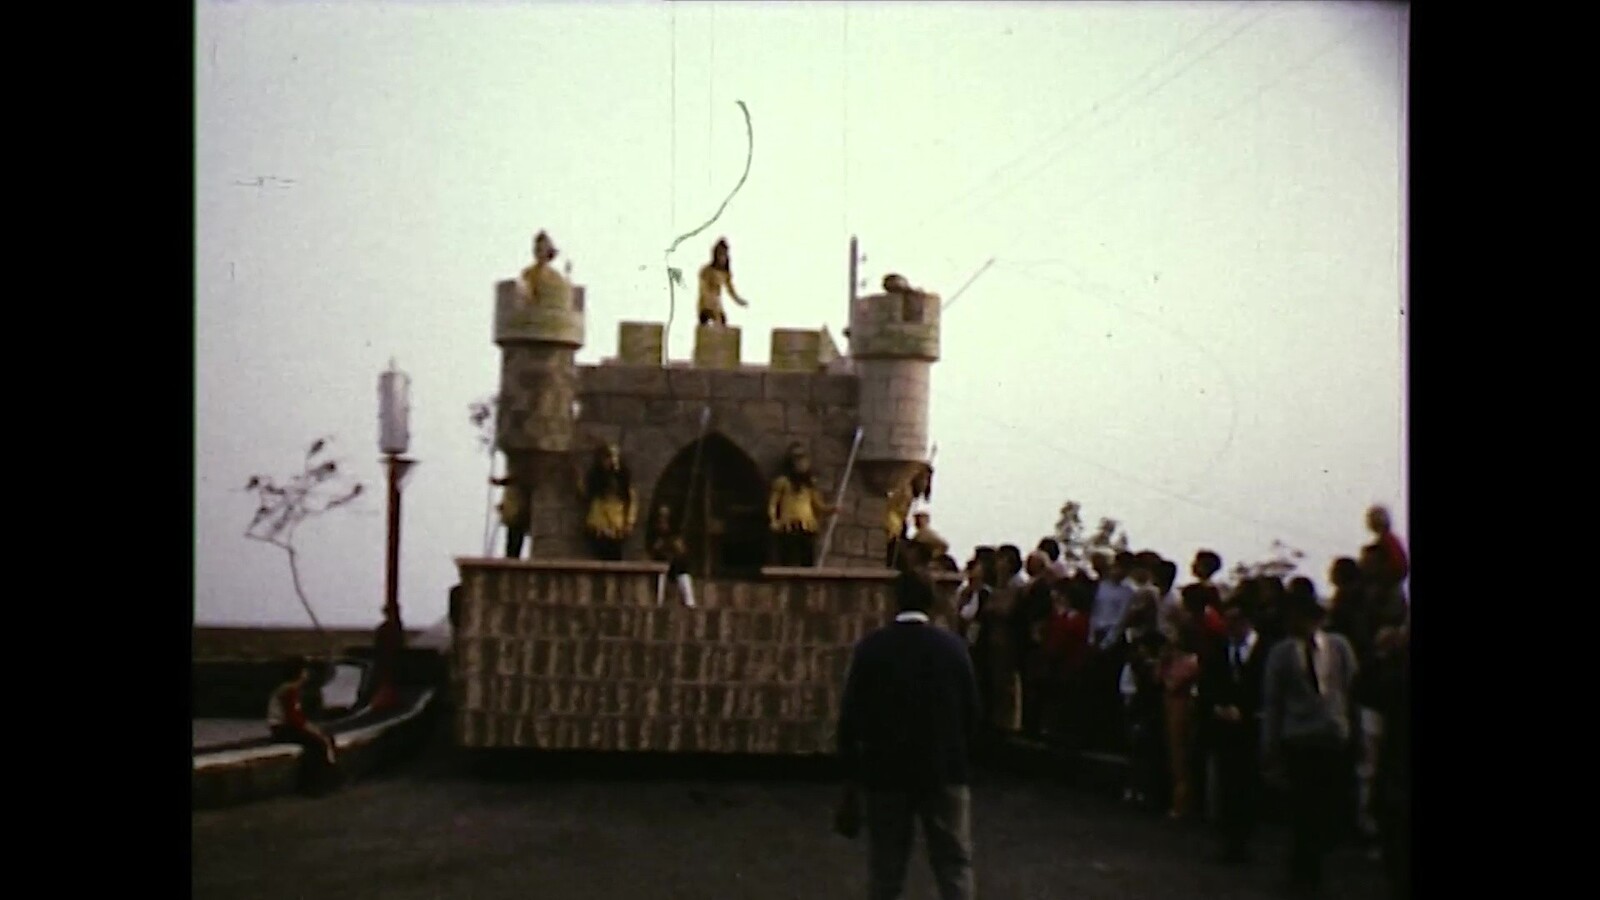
698,238,749,327
520,230,571,306
767,442,837,568
582,444,636,561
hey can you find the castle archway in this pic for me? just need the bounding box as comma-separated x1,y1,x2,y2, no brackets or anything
646,432,768,579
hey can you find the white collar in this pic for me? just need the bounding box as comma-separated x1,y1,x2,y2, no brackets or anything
1234,631,1257,652
895,611,930,624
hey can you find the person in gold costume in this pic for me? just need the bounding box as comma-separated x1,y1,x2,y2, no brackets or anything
698,238,749,326
767,443,836,567
581,444,636,561
520,231,572,306
884,465,934,567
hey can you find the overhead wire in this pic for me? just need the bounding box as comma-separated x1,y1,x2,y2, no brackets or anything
898,2,1271,247
931,2,1286,235
933,16,1391,555
985,14,1376,253
997,261,1240,497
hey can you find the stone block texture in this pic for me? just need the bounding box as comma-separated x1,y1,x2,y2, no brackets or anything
499,346,580,453
617,322,665,366
847,292,941,361
856,359,932,463
693,326,742,369
770,329,821,372
504,364,884,569
494,280,585,347
452,562,950,754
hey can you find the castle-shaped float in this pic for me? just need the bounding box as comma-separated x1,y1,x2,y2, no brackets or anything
452,234,956,756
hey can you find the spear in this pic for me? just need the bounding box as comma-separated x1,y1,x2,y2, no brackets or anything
816,426,865,567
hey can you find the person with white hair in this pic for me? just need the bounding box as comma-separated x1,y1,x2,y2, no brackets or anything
909,501,950,561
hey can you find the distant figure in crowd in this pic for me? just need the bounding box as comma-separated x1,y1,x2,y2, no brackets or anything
837,539,981,900
1188,550,1228,640
1366,624,1410,900
1015,550,1057,739
1039,578,1091,749
911,507,951,562
1364,504,1409,587
1159,626,1203,820
982,548,1025,735
1327,555,1380,846
698,238,748,326
491,465,531,559
1121,631,1166,809
1038,537,1070,578
268,657,339,795
1200,603,1266,864
649,506,696,608
1262,589,1361,894
1088,551,1135,749
884,465,933,568
582,444,636,561
768,443,836,567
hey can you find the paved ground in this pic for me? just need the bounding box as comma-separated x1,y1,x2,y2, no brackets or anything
192,738,1389,900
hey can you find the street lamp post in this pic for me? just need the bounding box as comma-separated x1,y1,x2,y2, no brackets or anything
374,359,415,711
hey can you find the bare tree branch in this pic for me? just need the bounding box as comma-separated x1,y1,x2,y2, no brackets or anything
243,439,364,634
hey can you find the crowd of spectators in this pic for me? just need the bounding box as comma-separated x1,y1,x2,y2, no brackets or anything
940,504,1411,896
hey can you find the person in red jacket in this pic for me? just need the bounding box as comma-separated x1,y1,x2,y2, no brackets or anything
1365,505,1409,583
268,658,338,793
1039,579,1091,750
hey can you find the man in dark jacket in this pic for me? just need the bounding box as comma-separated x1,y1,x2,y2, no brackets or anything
838,540,982,900
1197,603,1269,864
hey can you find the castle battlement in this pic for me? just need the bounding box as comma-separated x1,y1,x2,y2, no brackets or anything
488,253,938,571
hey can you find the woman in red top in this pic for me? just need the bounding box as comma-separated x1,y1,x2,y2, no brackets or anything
1039,580,1091,748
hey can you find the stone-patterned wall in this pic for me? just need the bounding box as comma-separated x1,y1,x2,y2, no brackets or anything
452,561,967,753
498,345,579,453
514,365,884,569
855,359,933,464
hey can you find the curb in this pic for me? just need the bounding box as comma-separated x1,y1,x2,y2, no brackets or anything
192,689,437,811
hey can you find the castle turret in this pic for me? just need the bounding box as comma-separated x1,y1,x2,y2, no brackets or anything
494,234,586,489
848,287,939,496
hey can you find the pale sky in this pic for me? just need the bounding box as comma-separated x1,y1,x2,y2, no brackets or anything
195,0,1409,629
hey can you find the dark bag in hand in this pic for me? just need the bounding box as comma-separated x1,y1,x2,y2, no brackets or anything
833,785,862,838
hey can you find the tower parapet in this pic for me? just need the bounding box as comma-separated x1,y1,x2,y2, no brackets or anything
849,290,940,493
494,246,587,459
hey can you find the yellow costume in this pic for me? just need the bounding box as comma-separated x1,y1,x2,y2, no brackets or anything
698,264,744,324
885,483,915,542
585,489,637,540
768,476,826,534
497,482,527,528
519,262,571,308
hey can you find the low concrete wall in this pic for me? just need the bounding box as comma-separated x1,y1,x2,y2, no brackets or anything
192,688,437,811
452,558,962,755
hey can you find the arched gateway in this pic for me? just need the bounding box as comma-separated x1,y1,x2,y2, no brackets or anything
646,432,767,578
